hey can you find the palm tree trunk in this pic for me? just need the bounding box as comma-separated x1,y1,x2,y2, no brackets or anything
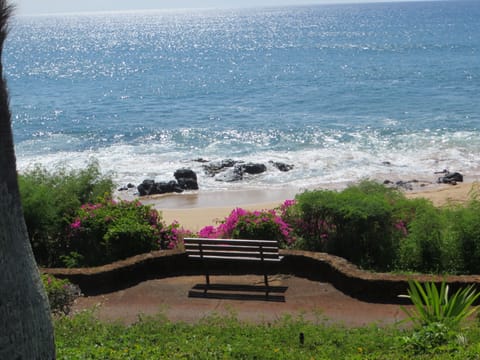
0,1,56,358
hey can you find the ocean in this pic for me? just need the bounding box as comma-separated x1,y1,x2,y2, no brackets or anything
4,0,480,193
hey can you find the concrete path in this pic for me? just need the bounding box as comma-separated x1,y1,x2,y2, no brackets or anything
73,275,410,327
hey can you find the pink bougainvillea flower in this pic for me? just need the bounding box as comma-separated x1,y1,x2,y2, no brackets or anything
198,225,218,238
70,219,81,229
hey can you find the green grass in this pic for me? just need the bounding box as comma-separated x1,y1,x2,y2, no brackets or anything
55,310,480,359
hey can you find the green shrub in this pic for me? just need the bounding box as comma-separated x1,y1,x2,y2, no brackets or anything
103,217,157,261
410,204,444,272
398,199,464,274
396,199,446,273
18,160,114,266
41,274,81,315
289,181,475,274
66,198,162,266
450,199,480,274
401,322,457,354
292,181,405,271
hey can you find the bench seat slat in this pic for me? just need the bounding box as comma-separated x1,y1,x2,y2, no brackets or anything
184,238,279,247
185,244,279,252
188,254,283,262
186,250,281,259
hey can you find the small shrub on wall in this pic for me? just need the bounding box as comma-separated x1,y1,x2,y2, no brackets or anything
18,161,114,266
65,197,182,267
396,199,455,273
288,180,469,274
41,274,81,316
291,181,404,271
449,198,480,274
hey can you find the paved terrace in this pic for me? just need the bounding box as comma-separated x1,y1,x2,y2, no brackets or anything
44,250,480,326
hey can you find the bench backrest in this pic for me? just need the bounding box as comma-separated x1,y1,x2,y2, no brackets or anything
184,238,282,262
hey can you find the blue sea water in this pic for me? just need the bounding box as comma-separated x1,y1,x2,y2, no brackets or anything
4,1,480,191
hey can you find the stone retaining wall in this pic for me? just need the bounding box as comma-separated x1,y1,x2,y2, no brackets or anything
42,250,480,303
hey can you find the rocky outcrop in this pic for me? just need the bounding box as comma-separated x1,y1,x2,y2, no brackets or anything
437,171,463,185
134,159,294,193
117,183,136,191
202,159,292,182
240,163,267,175
214,162,267,182
174,168,199,190
270,161,294,172
137,179,184,196
202,159,238,177
214,167,243,182
137,169,199,196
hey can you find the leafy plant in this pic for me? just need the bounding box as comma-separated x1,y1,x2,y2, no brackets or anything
399,201,450,273
450,198,480,274
18,160,114,266
401,280,480,329
290,181,405,270
65,196,188,266
401,321,457,354
66,197,163,266
41,274,81,315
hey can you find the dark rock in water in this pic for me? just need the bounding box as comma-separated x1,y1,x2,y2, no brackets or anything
212,161,267,181
215,167,244,182
215,162,267,182
118,182,137,191
437,172,463,184
193,158,209,163
203,159,238,177
174,168,197,181
137,179,155,196
153,181,184,194
395,180,414,191
270,161,294,172
171,180,184,193
138,169,199,196
138,178,187,196
174,168,199,190
154,181,169,194
177,178,199,190
239,162,267,175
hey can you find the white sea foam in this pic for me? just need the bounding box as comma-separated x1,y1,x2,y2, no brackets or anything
15,127,480,193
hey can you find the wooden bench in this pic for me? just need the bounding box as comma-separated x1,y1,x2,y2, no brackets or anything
184,238,284,298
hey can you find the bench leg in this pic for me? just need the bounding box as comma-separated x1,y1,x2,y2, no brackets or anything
205,273,210,294
264,273,270,298
201,256,210,293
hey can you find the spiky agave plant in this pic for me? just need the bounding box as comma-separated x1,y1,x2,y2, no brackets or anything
401,279,480,329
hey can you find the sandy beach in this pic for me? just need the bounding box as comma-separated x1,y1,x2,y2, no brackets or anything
139,187,299,232
405,181,480,206
120,179,480,232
